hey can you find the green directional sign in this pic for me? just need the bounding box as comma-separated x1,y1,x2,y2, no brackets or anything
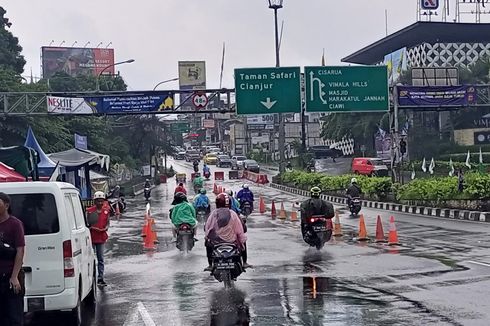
305,66,389,112
235,67,301,115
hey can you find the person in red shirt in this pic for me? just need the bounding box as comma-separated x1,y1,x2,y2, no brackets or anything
0,192,25,326
87,191,110,286
174,183,187,195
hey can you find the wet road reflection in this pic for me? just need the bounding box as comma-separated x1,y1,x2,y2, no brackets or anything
210,288,250,326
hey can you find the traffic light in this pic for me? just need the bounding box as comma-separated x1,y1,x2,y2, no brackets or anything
400,139,407,155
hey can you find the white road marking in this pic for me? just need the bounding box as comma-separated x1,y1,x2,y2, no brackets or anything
123,302,157,326
467,260,490,268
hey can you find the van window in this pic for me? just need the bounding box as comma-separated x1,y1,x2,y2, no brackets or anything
8,193,59,235
63,195,77,231
70,194,86,229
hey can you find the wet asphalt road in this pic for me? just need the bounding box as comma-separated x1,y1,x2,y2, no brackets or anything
26,158,490,326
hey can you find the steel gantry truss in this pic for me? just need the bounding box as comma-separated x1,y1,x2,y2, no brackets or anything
0,89,236,116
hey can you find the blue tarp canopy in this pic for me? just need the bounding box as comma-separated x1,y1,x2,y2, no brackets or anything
24,127,57,178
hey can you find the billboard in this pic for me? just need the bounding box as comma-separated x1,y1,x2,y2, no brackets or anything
178,61,206,90
47,91,174,114
398,86,476,107
42,47,115,78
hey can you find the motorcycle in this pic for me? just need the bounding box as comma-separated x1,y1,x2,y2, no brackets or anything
196,207,208,223
240,201,252,218
176,223,195,253
194,185,202,195
144,187,151,201
303,215,333,250
108,197,126,216
203,170,211,180
193,163,199,173
349,197,362,216
211,243,244,288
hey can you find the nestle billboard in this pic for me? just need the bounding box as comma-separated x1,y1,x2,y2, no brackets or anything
42,47,115,78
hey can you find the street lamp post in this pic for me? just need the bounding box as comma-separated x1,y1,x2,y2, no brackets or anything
96,59,135,91
268,0,286,172
153,77,179,91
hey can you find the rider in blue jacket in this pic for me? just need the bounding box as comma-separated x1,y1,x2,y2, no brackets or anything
237,184,254,210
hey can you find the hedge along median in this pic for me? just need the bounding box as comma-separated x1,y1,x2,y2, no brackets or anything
277,171,490,210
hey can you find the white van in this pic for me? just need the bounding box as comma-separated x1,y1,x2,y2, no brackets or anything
0,182,97,325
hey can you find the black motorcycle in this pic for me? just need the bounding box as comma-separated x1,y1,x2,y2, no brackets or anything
176,223,195,253
240,201,252,218
303,215,333,250
144,187,151,201
108,197,126,216
211,243,244,288
349,197,362,216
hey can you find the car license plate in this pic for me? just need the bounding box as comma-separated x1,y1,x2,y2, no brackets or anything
313,226,327,232
28,298,45,312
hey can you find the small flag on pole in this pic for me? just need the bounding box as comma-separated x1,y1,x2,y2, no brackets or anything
411,163,416,180
428,158,435,175
321,48,326,66
421,157,427,173
479,147,485,173
465,150,471,169
449,158,455,177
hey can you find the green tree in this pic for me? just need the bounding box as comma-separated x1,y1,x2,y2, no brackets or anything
0,7,26,74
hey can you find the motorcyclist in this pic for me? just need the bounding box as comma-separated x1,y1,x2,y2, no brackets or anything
193,189,211,215
346,177,362,207
108,185,121,198
204,193,249,271
144,179,151,189
174,182,187,195
203,164,211,177
286,161,293,171
236,184,254,211
193,173,204,194
226,190,241,215
170,192,197,238
193,159,199,173
300,186,335,242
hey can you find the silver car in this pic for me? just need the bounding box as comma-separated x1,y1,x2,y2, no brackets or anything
231,155,247,170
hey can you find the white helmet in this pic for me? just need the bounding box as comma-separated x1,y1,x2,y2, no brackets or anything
243,184,249,189
351,178,358,184
93,191,106,200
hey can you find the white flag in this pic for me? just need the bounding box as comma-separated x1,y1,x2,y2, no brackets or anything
411,163,416,180
465,150,471,169
421,157,427,173
429,158,435,175
449,158,455,177
479,147,484,164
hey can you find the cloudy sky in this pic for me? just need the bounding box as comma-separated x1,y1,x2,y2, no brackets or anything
2,0,479,90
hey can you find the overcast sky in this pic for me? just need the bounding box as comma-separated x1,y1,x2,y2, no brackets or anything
3,0,482,90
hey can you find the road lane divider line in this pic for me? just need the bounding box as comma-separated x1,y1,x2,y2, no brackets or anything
123,307,140,326
467,260,490,268
137,302,157,326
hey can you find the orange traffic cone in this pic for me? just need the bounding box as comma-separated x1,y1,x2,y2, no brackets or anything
259,196,266,214
144,227,156,250
141,219,149,237
358,214,369,241
375,215,387,243
290,210,298,222
388,216,400,246
333,210,343,237
115,201,121,217
150,218,159,244
326,219,334,238
279,203,287,220
271,200,277,219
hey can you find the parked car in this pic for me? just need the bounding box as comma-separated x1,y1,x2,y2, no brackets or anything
351,157,389,176
175,151,186,160
0,182,97,324
217,155,232,168
231,156,247,170
185,150,201,162
203,153,218,165
243,159,260,173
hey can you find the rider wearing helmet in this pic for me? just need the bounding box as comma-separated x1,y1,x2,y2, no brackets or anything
346,177,362,206
170,192,197,237
236,184,254,211
144,179,151,189
193,188,211,214
300,186,335,241
174,182,187,195
193,173,204,194
226,190,241,215
204,193,248,271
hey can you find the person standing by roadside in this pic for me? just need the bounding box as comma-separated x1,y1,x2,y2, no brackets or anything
0,192,25,326
457,168,465,193
87,191,110,287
